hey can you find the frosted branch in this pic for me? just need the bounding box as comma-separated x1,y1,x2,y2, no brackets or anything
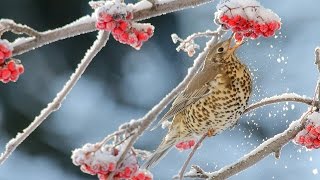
182,113,310,179
315,47,320,73
0,31,110,165
244,93,316,114
172,30,219,57
11,0,214,56
0,19,40,37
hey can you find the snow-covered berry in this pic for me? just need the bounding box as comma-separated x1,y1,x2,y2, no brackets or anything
215,0,281,42
93,0,154,50
0,39,13,65
294,111,320,149
72,142,139,180
175,139,196,151
0,59,24,83
112,22,154,50
132,169,153,180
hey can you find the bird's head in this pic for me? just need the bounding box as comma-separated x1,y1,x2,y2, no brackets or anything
205,34,244,64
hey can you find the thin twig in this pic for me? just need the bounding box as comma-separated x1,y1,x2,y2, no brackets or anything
178,134,207,180
244,93,316,114
11,0,214,56
315,47,320,72
0,31,110,165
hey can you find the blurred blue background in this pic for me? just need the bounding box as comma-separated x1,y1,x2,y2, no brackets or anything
0,0,320,179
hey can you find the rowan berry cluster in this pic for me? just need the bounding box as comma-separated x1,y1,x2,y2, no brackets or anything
175,139,196,151
218,15,281,42
94,0,154,50
294,112,320,149
215,0,281,42
72,142,153,180
0,40,24,83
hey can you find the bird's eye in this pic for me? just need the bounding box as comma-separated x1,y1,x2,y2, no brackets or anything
217,47,224,53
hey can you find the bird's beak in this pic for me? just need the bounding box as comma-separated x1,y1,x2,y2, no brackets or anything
229,38,245,53
227,33,234,49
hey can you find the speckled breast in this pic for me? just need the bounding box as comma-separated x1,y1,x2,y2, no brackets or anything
184,61,252,135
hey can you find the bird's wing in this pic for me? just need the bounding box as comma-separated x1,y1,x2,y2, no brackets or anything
152,63,230,130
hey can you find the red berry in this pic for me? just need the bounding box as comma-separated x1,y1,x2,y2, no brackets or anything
2,69,11,79
18,65,24,74
220,15,229,23
108,163,115,171
137,32,149,41
113,27,124,36
228,19,236,27
7,61,16,71
101,13,113,22
188,140,195,147
234,33,244,42
119,20,128,31
146,28,153,36
260,24,269,33
105,21,117,31
306,125,313,132
120,32,129,42
0,51,4,60
310,127,318,137
316,126,320,133
298,136,305,144
96,22,106,30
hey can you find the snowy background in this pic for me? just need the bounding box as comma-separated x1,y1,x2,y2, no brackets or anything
0,0,320,179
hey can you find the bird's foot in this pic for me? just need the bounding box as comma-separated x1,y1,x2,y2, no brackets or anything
207,129,216,137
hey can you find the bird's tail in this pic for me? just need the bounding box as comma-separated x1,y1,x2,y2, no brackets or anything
142,113,190,169
141,134,178,170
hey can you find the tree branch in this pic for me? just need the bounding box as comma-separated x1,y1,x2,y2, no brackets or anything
0,31,110,165
0,19,40,37
244,93,316,114
11,0,214,56
182,112,310,179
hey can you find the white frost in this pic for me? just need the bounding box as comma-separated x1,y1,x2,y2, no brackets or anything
157,0,175,5
133,0,153,12
216,0,281,23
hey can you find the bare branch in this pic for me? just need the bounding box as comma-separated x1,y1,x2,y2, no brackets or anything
11,0,214,56
0,19,40,37
0,31,110,165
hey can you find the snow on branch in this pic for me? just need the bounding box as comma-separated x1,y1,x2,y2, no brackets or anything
0,19,40,38
0,31,110,165
182,112,310,180
11,0,214,56
244,93,316,114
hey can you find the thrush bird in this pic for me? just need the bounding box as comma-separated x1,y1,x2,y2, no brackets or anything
142,36,253,169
